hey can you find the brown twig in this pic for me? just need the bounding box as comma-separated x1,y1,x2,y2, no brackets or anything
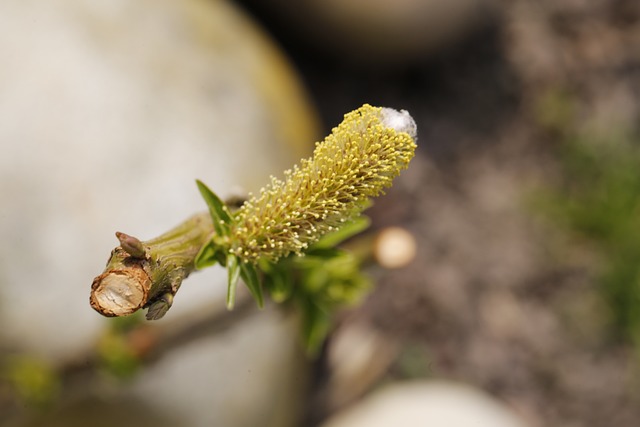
90,213,213,320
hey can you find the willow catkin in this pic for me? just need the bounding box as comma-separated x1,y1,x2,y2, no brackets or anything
230,104,417,263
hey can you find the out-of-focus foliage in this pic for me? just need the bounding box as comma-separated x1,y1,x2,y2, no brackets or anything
1,355,59,407
545,136,640,345
536,88,640,350
265,216,372,354
97,314,146,379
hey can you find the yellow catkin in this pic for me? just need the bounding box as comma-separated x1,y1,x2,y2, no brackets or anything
231,104,417,263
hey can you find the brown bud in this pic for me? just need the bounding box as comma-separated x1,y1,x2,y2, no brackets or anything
115,231,146,258
145,293,174,320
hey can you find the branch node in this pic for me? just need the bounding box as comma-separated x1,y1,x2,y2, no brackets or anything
115,231,147,259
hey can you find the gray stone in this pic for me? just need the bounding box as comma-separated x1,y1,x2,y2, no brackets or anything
0,0,317,425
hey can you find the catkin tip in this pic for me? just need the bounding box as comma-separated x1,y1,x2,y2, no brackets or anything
380,108,417,141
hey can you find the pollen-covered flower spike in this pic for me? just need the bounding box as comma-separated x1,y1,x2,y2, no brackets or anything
230,104,417,263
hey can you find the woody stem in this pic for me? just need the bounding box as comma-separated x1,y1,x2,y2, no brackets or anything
89,212,213,319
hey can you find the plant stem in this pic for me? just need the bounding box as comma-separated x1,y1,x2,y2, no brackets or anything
90,212,213,319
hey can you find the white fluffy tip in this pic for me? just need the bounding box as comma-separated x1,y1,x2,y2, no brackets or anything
381,108,417,141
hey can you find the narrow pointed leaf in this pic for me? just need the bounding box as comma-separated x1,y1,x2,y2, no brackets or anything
226,255,240,310
303,247,343,259
196,180,233,237
312,216,370,249
302,300,331,356
239,262,264,308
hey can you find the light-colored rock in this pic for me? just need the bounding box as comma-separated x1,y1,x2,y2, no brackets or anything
127,307,307,427
322,380,529,427
0,0,316,425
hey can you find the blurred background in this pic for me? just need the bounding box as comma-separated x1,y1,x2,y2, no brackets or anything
1,0,639,426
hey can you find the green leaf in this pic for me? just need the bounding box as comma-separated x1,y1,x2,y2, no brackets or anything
303,247,343,259
239,262,264,308
301,300,331,356
226,255,240,310
263,265,293,303
313,215,370,249
194,240,221,269
214,249,227,266
196,180,233,237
